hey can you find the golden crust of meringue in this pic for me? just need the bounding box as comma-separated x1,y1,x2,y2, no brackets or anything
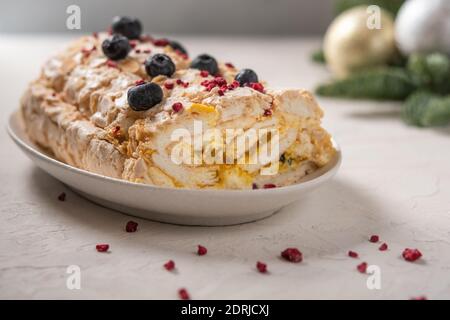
21,33,335,189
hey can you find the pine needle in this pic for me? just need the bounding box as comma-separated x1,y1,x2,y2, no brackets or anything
403,91,450,127
316,68,417,100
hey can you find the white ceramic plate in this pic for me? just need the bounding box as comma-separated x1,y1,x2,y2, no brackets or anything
7,110,342,226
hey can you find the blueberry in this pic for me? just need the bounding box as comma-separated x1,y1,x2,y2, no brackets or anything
111,16,142,40
127,83,163,111
235,69,258,86
169,40,188,56
145,54,176,77
102,34,131,60
191,54,219,75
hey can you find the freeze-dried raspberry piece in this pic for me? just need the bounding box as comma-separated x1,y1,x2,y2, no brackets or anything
256,261,267,273
281,248,303,263
153,38,169,47
357,262,368,273
164,81,174,90
249,82,265,93
106,60,118,68
125,221,138,232
197,245,207,256
348,251,358,258
410,296,427,300
172,102,183,113
96,244,109,252
164,260,175,271
178,288,190,300
402,248,422,262
263,109,272,116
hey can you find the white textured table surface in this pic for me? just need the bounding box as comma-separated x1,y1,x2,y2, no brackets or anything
1,35,450,300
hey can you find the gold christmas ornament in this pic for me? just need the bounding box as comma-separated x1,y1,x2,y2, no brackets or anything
324,6,397,78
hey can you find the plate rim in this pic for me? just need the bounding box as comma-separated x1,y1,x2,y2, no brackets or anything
7,110,342,195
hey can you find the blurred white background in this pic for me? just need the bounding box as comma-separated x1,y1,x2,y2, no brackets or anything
1,0,334,35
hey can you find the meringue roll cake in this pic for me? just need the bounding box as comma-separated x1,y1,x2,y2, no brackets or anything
21,17,335,190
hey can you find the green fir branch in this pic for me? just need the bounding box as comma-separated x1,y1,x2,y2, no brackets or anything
402,91,450,127
316,68,417,100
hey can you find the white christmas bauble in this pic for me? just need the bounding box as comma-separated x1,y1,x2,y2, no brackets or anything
395,0,450,55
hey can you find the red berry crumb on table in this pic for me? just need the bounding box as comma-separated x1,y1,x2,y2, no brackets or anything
197,245,207,256
96,244,109,252
369,235,379,243
164,260,175,271
178,288,190,300
58,192,66,201
410,296,428,300
125,221,138,232
402,248,422,262
379,243,388,251
281,248,303,263
348,251,358,258
256,261,267,273
357,262,368,273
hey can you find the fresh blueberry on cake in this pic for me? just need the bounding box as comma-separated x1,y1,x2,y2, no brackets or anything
235,69,259,86
127,82,163,111
190,54,219,76
102,34,131,60
111,16,142,40
145,54,176,77
169,40,188,56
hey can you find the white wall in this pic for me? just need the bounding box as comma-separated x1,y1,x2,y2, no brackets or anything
1,0,334,35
